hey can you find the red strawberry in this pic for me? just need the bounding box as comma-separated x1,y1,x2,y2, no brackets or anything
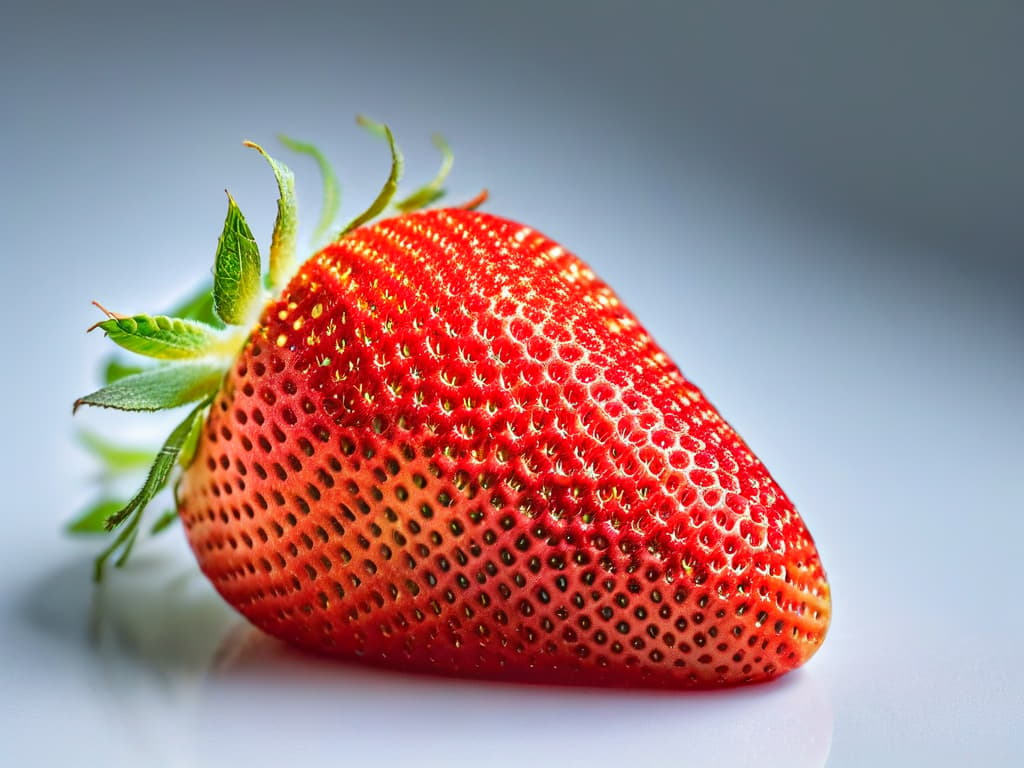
74,119,830,688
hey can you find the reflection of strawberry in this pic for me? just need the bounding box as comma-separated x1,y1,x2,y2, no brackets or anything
75,119,830,687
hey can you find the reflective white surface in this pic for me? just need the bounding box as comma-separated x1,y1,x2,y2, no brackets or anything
19,544,833,767
4,2,1023,766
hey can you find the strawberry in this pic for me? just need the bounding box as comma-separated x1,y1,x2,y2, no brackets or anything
74,118,830,688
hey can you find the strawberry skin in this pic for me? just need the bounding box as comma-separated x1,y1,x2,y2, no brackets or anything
178,208,830,687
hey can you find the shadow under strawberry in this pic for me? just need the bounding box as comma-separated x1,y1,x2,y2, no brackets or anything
19,547,834,766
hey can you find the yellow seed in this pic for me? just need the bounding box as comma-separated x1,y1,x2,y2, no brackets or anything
311,303,324,319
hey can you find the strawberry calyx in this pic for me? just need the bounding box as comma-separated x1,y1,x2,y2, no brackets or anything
71,117,473,580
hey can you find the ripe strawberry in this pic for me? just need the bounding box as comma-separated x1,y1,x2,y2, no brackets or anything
74,119,830,688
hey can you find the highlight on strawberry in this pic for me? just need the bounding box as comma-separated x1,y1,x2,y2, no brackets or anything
72,117,831,688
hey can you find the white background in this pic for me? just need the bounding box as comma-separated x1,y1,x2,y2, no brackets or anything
3,2,1022,765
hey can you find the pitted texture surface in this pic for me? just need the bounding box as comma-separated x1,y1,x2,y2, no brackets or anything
179,209,830,687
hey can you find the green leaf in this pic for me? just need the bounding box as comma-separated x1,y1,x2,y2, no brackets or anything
77,430,154,473
177,399,207,468
94,398,212,581
278,134,341,247
103,402,205,534
67,498,127,534
244,141,298,290
94,516,140,580
338,117,403,239
94,314,221,360
354,114,389,140
213,192,262,326
103,358,144,384
169,281,222,327
74,362,223,414
150,509,179,535
396,132,453,212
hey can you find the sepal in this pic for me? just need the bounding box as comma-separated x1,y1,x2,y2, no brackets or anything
73,363,223,413
67,498,127,534
92,313,222,360
149,509,179,535
93,399,211,580
278,134,341,247
169,280,222,327
103,359,145,384
338,116,403,238
396,133,453,212
213,192,262,326
76,430,154,474
244,141,297,290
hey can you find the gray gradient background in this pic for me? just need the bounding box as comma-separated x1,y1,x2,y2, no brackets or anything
3,1,1022,765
